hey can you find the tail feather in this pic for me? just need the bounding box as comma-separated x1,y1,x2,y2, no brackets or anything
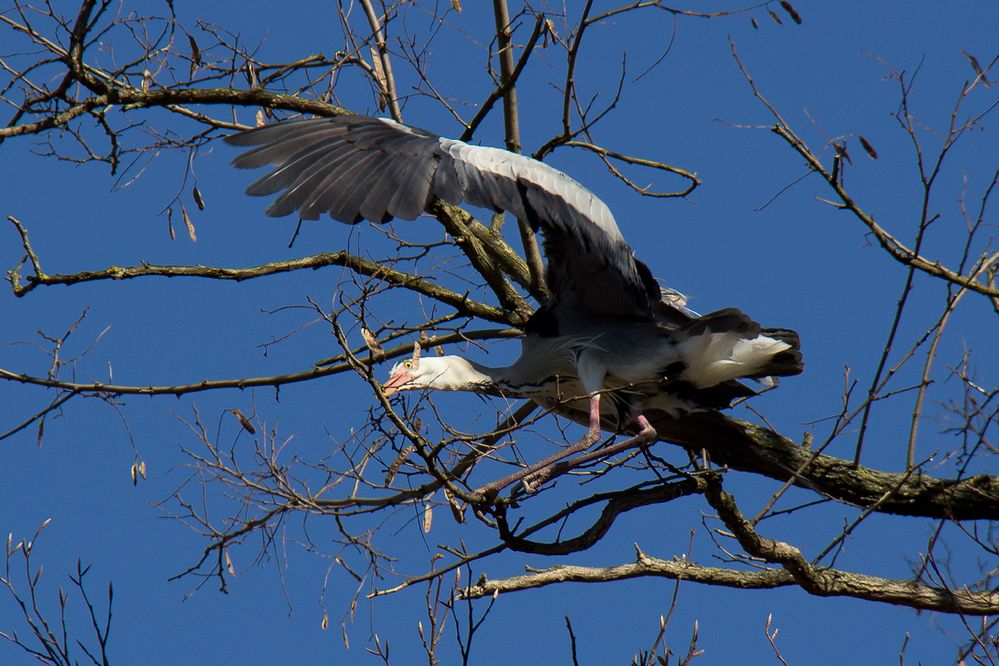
673,309,803,388
754,328,804,379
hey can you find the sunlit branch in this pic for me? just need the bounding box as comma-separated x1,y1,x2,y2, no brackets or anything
430,201,534,323
0,329,522,398
486,4,546,296
645,413,998,521
459,13,544,144
358,0,402,121
461,547,796,599
563,140,700,198
703,477,999,614
1,88,345,139
6,219,510,322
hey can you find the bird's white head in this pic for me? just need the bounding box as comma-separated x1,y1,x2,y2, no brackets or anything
382,343,481,396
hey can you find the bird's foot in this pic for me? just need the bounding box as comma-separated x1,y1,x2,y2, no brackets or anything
521,417,658,489
475,429,602,499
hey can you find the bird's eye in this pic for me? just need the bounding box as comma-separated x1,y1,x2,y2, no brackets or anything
404,361,412,369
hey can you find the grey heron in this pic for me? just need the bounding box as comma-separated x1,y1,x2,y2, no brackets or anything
226,115,802,493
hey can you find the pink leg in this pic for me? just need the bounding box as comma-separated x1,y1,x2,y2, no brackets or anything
522,414,657,488
477,394,605,497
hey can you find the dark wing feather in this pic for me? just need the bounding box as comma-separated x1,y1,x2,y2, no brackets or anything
294,146,366,220
359,156,411,223
326,152,387,223
245,139,349,197
386,155,435,220
226,115,657,317
268,144,358,217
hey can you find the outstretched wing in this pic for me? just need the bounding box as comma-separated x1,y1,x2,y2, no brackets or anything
226,115,659,318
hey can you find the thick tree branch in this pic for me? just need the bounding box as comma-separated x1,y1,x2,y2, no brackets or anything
491,478,707,555
648,412,998,521
488,3,547,297
461,544,999,615
430,201,534,323
1,88,346,139
358,0,402,121
0,329,521,398
461,552,795,599
460,13,544,144
5,237,509,323
293,410,995,524
703,476,998,615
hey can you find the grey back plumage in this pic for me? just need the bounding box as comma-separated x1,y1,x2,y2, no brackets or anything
226,115,659,320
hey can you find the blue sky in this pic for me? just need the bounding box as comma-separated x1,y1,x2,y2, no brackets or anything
1,1,996,663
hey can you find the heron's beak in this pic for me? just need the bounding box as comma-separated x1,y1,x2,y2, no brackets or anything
381,369,414,397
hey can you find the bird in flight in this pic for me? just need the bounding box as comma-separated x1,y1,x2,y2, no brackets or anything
226,115,802,494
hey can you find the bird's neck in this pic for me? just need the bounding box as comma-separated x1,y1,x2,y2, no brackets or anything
435,356,504,392
435,356,545,397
